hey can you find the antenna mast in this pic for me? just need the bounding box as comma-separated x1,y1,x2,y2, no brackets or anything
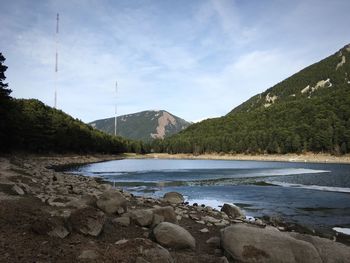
54,13,59,108
114,81,118,136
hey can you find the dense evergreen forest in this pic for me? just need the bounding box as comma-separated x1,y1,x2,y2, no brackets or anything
0,52,145,154
155,45,350,155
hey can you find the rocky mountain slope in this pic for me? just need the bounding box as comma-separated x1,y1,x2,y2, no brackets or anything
90,110,191,141
160,44,350,154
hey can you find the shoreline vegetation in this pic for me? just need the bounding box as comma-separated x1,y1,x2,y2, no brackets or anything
125,152,350,164
0,154,349,262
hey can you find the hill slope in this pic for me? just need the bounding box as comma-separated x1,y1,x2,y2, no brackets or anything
160,44,350,155
1,98,141,153
90,110,191,141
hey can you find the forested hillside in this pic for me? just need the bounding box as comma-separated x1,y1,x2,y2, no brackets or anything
90,110,191,141
157,44,350,155
0,53,144,154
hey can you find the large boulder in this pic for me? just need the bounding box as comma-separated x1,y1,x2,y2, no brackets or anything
221,224,322,263
289,232,350,263
70,207,106,237
96,190,127,214
221,203,245,219
130,209,154,227
163,192,184,204
153,222,196,250
152,206,178,224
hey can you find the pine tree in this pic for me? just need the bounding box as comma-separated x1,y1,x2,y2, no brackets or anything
0,52,13,152
0,53,11,100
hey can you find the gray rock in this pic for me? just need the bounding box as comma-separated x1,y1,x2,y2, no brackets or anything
200,228,209,233
96,190,127,214
221,224,322,263
115,239,128,245
206,236,221,248
78,249,99,259
114,238,173,263
143,244,173,263
48,225,70,239
70,207,106,237
32,216,69,239
163,192,184,204
113,216,130,227
152,206,178,224
221,203,245,219
67,194,97,209
130,209,154,227
218,256,229,263
153,222,196,250
12,184,24,195
289,232,350,263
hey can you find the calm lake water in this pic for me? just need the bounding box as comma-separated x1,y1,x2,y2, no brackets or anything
69,158,350,234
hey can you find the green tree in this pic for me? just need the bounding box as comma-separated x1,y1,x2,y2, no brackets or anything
0,53,14,152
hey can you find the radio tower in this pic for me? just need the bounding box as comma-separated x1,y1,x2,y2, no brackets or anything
114,81,118,136
54,13,59,108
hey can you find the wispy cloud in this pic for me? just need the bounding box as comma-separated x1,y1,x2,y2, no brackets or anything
1,0,349,122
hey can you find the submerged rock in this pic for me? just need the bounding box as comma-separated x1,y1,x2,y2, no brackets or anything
153,222,196,250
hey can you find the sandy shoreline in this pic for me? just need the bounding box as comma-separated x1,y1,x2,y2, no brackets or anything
124,152,350,164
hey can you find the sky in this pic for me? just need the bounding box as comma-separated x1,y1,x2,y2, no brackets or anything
1,0,350,123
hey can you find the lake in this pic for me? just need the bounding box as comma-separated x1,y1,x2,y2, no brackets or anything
69,158,350,235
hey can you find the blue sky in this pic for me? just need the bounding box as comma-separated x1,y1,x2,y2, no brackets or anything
1,0,350,123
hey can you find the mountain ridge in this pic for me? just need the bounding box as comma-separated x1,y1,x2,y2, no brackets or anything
90,110,191,141
158,44,350,155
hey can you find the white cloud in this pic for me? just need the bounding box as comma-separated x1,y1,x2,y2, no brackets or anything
1,0,350,124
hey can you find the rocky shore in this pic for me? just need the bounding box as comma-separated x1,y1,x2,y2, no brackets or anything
0,154,349,263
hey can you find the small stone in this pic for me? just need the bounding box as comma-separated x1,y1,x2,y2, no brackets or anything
214,249,223,256
112,216,130,227
206,236,221,248
12,184,24,195
200,228,209,233
78,249,98,259
136,258,150,263
218,256,229,263
48,225,70,239
115,239,128,245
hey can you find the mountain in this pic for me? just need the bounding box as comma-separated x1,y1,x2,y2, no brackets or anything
159,44,350,155
89,110,191,141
